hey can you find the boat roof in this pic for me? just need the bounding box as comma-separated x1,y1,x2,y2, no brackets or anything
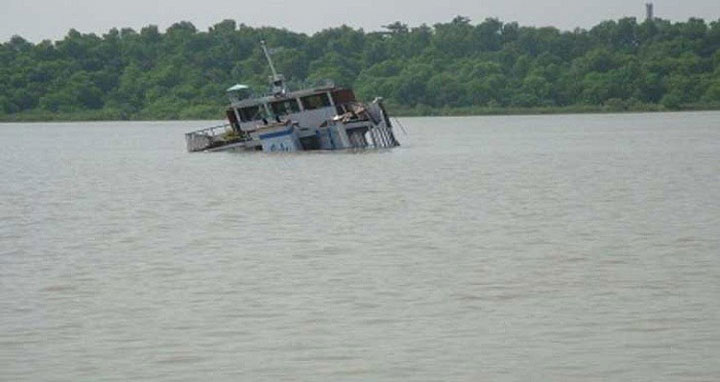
227,84,250,92
229,85,339,108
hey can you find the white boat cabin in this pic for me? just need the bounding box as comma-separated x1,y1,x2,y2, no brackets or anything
225,86,358,134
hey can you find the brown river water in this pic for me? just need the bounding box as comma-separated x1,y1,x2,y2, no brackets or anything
1,112,719,381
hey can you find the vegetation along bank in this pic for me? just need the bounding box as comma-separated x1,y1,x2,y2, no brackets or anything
1,16,720,121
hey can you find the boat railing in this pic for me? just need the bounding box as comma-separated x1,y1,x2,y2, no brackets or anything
185,123,232,138
185,123,251,152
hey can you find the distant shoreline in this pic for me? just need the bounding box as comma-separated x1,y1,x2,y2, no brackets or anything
2,103,719,123
4,17,720,125
389,103,720,117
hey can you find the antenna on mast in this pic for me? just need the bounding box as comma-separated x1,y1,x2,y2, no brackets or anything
645,2,654,21
260,40,286,96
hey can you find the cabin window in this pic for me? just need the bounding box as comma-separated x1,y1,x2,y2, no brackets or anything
331,89,356,105
237,105,265,122
270,99,300,116
300,93,331,110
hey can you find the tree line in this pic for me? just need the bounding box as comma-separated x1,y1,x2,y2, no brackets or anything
1,16,720,120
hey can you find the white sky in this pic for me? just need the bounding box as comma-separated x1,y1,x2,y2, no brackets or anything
2,0,719,42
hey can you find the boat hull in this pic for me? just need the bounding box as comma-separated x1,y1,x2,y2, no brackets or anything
185,99,399,153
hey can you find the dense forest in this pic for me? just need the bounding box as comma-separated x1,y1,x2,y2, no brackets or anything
1,16,720,120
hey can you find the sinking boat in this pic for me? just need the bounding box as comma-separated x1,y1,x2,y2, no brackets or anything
185,41,400,152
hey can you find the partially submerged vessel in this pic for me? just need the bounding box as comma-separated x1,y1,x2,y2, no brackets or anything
185,41,400,153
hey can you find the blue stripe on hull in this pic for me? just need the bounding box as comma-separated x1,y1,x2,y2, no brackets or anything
258,127,294,140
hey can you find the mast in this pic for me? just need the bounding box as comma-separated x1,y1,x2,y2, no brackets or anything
260,40,286,96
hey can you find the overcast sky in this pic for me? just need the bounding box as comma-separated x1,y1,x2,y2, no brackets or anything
2,0,719,42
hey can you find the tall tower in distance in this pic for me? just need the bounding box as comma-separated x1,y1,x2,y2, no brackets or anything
645,2,655,21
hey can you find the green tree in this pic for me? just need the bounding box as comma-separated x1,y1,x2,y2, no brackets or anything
2,16,720,119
